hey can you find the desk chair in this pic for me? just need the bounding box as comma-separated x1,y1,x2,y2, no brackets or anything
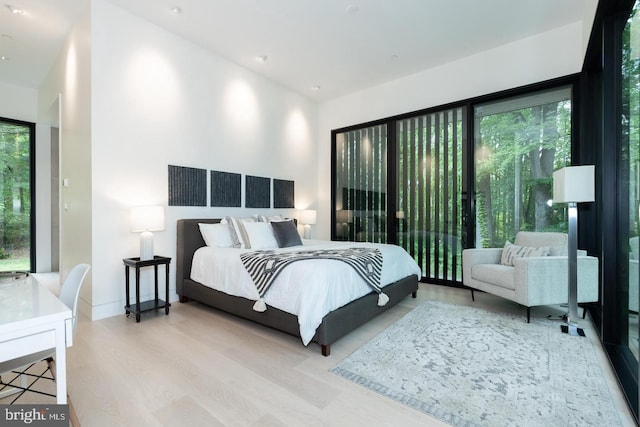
0,264,90,414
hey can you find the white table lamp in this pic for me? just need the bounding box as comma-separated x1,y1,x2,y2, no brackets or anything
553,165,595,335
300,209,317,239
130,206,165,261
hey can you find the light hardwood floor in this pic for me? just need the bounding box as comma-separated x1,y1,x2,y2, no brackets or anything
3,283,637,426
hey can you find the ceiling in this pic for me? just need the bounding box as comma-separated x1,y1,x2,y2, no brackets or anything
0,0,594,102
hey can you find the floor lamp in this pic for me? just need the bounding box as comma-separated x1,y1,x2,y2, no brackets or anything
552,165,595,336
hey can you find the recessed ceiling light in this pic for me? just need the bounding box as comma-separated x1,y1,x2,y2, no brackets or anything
170,6,182,14
346,5,359,15
6,4,23,15
311,85,321,91
255,55,268,62
1,56,10,61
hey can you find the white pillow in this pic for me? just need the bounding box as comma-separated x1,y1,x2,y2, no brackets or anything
500,240,550,266
254,214,285,222
198,223,234,248
221,216,256,249
243,222,278,250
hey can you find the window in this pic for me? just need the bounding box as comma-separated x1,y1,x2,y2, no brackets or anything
473,87,572,247
622,0,640,363
332,84,574,286
396,107,465,281
334,124,388,243
0,118,34,271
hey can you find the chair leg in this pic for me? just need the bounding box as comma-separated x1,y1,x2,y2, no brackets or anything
13,357,80,427
527,307,530,323
46,357,55,379
0,361,56,404
470,289,475,302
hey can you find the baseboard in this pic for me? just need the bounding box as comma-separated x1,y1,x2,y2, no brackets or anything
84,292,180,321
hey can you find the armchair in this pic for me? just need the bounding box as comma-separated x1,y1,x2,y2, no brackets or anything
462,231,599,322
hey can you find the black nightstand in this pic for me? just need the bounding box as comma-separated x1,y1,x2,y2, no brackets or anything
123,256,171,322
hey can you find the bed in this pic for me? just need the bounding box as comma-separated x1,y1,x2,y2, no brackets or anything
176,218,420,356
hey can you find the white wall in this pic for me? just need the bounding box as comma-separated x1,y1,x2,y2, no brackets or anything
38,5,93,311
0,82,37,121
90,0,318,319
317,21,590,239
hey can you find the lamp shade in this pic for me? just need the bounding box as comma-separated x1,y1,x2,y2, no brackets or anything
552,165,595,203
130,206,165,232
300,209,317,225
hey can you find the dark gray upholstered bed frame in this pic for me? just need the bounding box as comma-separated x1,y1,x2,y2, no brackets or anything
176,218,418,356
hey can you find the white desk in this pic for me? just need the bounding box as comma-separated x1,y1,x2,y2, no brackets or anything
0,276,72,404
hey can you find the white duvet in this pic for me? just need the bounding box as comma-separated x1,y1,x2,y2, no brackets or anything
190,239,422,345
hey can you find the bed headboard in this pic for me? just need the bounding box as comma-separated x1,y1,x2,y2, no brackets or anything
176,218,221,295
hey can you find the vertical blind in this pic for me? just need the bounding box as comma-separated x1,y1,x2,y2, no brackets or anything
334,125,388,243
333,109,465,283
396,108,465,282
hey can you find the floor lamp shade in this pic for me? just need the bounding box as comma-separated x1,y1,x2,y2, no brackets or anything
552,165,595,334
552,165,595,203
130,206,165,261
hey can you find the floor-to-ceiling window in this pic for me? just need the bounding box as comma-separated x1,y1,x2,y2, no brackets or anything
334,124,388,243
562,0,640,419
617,0,640,416
0,118,34,272
473,88,572,246
623,0,640,362
332,82,574,286
396,108,465,282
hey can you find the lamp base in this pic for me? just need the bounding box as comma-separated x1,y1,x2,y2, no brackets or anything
140,231,154,261
561,324,585,337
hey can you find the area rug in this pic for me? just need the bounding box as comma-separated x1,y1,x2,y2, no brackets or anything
331,300,622,427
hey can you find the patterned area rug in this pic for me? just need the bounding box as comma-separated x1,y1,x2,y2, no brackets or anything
331,301,622,427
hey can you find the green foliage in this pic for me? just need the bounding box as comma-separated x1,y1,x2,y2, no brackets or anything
0,121,31,262
334,93,574,282
475,95,571,247
623,4,640,239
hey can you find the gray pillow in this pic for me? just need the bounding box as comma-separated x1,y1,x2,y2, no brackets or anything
271,220,302,248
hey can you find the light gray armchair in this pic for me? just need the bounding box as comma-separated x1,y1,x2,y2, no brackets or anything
462,231,599,322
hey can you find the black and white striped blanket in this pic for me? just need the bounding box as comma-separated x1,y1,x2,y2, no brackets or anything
240,247,387,312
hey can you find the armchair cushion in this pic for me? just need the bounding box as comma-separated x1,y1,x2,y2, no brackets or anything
500,241,550,266
514,231,567,256
472,264,515,290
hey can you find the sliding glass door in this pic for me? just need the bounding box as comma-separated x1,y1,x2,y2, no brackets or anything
396,108,465,282
0,118,34,271
473,88,572,246
334,124,388,243
332,85,574,285
622,0,640,377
